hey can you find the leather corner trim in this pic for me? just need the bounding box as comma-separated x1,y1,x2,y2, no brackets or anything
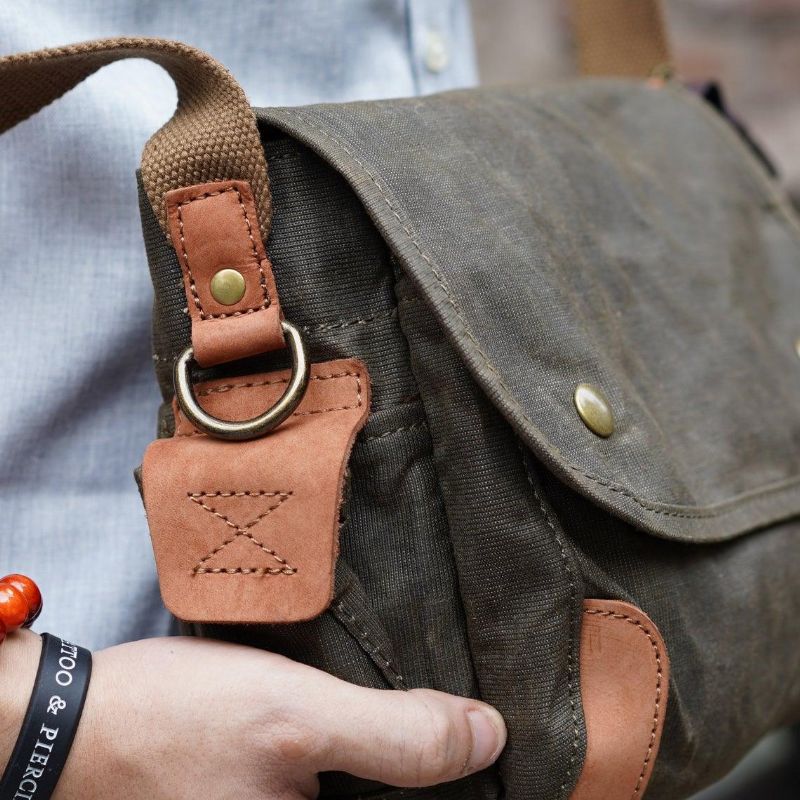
571,599,670,800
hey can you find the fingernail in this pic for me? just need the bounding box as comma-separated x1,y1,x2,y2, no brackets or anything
466,707,506,772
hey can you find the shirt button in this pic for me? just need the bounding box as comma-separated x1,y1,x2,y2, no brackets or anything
424,30,449,73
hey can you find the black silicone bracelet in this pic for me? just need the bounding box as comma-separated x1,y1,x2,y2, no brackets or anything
0,633,92,800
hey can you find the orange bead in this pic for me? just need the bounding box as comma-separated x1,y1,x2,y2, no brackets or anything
0,575,42,626
0,618,6,645
0,583,29,632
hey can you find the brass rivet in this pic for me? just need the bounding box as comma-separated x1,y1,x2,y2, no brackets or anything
574,383,615,438
210,268,246,306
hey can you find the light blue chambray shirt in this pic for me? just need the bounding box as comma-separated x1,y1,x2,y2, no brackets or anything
0,1,477,650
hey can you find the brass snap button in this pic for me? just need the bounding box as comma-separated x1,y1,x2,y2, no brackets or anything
574,383,615,438
210,268,246,305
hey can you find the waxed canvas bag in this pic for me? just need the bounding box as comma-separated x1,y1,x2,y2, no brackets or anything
2,2,799,798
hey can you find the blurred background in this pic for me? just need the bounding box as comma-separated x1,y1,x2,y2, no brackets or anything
471,0,800,204
472,1,800,798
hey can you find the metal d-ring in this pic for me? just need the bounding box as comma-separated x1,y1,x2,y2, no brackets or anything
173,320,310,441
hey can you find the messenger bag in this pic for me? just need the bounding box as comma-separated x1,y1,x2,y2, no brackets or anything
2,2,799,797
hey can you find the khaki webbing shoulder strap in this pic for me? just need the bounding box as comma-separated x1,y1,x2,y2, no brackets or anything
0,7,673,238
571,0,672,77
0,38,271,241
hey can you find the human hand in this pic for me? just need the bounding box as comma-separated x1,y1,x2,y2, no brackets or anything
51,636,505,799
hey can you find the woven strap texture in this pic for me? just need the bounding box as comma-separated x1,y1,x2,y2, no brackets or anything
0,37,271,240
571,0,671,77
0,11,670,240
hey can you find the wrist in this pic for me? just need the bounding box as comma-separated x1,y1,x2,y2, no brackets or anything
0,634,92,800
0,630,42,771
51,647,112,800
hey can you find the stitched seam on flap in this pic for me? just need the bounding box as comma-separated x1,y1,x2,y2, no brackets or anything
583,607,664,797
176,186,271,320
563,468,800,520
278,108,796,523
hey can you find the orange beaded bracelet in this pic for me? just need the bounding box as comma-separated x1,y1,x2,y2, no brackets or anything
0,574,42,643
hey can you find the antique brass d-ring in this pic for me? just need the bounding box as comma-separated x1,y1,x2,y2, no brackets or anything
173,320,310,441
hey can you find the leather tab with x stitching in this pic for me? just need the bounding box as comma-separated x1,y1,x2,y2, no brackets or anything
141,358,370,624
188,490,295,576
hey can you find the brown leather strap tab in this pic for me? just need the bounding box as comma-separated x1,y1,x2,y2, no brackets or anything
165,180,284,366
0,38,271,241
571,0,672,77
571,599,670,799
141,359,370,624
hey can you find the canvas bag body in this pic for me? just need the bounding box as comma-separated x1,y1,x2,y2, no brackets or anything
137,81,800,799
1,10,799,799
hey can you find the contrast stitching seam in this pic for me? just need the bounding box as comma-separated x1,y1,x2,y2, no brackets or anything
190,491,290,532
175,186,271,320
280,109,779,523
520,451,580,796
174,371,363,435
335,601,406,687
562,467,799,520
583,608,663,797
362,421,428,441
196,371,360,396
188,490,285,498
195,567,293,575
299,307,398,332
352,373,362,416
189,491,296,575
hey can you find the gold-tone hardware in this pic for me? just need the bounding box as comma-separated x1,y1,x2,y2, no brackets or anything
574,383,615,438
795,338,800,360
210,268,246,305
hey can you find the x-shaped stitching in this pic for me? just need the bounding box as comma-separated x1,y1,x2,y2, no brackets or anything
188,490,296,575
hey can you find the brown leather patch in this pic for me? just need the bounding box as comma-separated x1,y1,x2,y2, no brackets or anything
142,359,370,624
571,599,669,799
165,179,285,367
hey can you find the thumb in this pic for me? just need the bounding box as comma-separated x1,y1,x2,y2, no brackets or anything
310,683,506,787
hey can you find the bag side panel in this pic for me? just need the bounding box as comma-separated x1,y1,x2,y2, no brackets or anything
395,274,587,800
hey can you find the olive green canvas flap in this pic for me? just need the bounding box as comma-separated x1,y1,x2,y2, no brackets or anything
257,81,800,543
